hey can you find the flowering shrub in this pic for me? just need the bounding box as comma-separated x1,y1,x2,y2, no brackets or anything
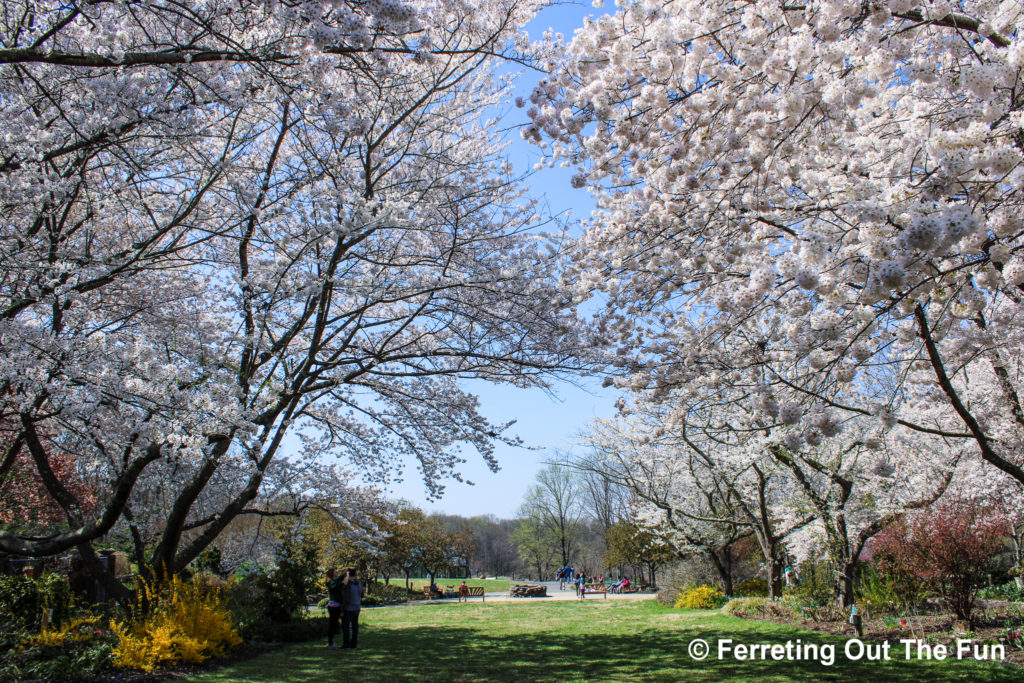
674,585,725,610
871,498,1008,622
110,574,241,672
4,612,115,681
21,615,102,649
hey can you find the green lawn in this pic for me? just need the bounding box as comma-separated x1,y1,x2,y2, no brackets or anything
191,601,1019,682
397,577,514,592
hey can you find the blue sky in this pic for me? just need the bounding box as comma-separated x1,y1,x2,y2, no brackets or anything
383,2,618,519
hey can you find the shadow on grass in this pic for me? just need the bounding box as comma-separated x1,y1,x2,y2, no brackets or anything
194,615,1019,682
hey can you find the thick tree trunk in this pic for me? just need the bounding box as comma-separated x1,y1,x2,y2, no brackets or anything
768,556,784,600
706,548,734,595
76,544,132,604
837,562,856,607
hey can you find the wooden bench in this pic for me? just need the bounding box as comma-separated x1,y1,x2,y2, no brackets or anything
580,583,608,599
459,586,485,602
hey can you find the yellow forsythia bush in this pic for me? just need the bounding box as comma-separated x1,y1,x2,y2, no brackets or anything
110,573,241,672
21,615,102,649
674,585,726,610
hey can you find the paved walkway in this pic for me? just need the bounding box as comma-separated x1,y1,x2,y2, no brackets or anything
415,580,657,604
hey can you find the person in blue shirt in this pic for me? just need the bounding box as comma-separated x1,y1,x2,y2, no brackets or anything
341,567,365,649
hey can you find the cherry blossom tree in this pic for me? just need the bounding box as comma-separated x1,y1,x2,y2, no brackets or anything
528,0,1024,495
0,0,590,594
769,425,957,605
577,406,759,596
579,390,961,603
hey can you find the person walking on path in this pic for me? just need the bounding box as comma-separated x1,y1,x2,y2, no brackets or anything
341,567,365,649
325,568,344,649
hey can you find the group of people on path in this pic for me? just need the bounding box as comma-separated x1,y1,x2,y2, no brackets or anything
557,566,637,597
325,567,364,650
555,565,575,590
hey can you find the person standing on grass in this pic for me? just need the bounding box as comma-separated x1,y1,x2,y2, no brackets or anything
325,568,344,649
341,567,365,649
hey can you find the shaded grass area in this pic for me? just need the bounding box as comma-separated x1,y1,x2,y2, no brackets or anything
190,601,1018,682
399,577,513,592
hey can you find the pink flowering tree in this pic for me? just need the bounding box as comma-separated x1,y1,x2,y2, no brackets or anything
0,418,96,532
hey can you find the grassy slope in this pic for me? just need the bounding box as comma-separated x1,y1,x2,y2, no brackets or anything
191,601,1018,682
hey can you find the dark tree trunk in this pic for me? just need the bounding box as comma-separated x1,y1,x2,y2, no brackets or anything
768,556,784,600
837,561,856,607
76,544,131,604
707,547,734,596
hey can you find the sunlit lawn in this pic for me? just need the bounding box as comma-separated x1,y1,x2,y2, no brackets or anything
190,601,1019,682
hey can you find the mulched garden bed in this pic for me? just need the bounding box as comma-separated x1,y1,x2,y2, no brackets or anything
749,601,1024,669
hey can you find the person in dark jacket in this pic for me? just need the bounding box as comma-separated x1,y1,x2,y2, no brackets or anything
325,568,344,649
341,567,365,649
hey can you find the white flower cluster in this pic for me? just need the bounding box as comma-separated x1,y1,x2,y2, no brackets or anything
528,0,1024,502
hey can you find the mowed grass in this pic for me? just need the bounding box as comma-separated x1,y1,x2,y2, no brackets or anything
400,577,513,592
190,601,1019,682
